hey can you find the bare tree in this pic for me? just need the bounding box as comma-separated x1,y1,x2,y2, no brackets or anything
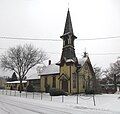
94,66,102,80
93,66,103,93
103,58,120,92
0,44,47,93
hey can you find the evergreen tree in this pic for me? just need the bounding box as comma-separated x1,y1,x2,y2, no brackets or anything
11,72,18,81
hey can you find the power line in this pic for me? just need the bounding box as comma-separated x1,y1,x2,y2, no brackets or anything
78,36,120,41
89,53,120,55
0,35,120,41
45,52,120,56
0,36,120,56
0,36,60,41
0,48,119,56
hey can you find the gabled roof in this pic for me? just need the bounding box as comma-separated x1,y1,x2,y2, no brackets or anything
78,55,95,76
78,57,87,67
58,73,70,80
26,73,40,80
39,56,93,77
39,64,60,76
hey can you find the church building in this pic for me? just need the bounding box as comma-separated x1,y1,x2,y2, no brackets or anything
40,9,96,94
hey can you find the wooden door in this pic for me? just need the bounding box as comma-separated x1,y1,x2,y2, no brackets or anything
62,80,68,92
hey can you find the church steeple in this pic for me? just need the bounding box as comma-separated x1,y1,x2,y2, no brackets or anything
58,9,78,65
61,9,77,39
63,9,73,35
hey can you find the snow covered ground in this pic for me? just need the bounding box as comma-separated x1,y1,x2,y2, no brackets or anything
0,90,120,114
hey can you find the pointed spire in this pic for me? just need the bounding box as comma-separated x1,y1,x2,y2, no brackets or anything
63,9,73,35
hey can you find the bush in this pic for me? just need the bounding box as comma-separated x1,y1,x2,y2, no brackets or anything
26,84,34,92
49,88,67,96
45,84,50,93
85,89,94,94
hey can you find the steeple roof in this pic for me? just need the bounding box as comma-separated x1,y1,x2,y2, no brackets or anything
61,9,77,38
58,8,78,66
64,9,73,35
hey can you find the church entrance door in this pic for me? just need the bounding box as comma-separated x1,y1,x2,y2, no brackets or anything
62,80,68,92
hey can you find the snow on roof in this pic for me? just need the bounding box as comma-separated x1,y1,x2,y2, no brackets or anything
56,61,60,65
6,81,27,84
66,59,75,63
26,73,40,80
78,57,87,66
39,64,59,76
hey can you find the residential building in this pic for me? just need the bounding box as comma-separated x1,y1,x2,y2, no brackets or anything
5,81,27,90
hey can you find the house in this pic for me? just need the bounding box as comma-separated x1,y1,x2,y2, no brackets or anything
5,81,27,90
5,74,40,92
40,9,96,94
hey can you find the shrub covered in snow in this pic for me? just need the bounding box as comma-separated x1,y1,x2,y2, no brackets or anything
85,89,94,94
26,84,34,92
49,88,67,96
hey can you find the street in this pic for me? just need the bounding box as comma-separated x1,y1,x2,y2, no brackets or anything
0,94,119,114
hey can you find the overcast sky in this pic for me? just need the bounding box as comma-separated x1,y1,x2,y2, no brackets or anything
0,0,120,77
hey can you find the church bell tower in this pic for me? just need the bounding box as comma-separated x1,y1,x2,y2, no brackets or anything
57,9,78,94
59,9,78,65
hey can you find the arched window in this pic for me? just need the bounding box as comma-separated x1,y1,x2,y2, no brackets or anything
52,77,56,88
72,73,77,88
65,38,68,45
